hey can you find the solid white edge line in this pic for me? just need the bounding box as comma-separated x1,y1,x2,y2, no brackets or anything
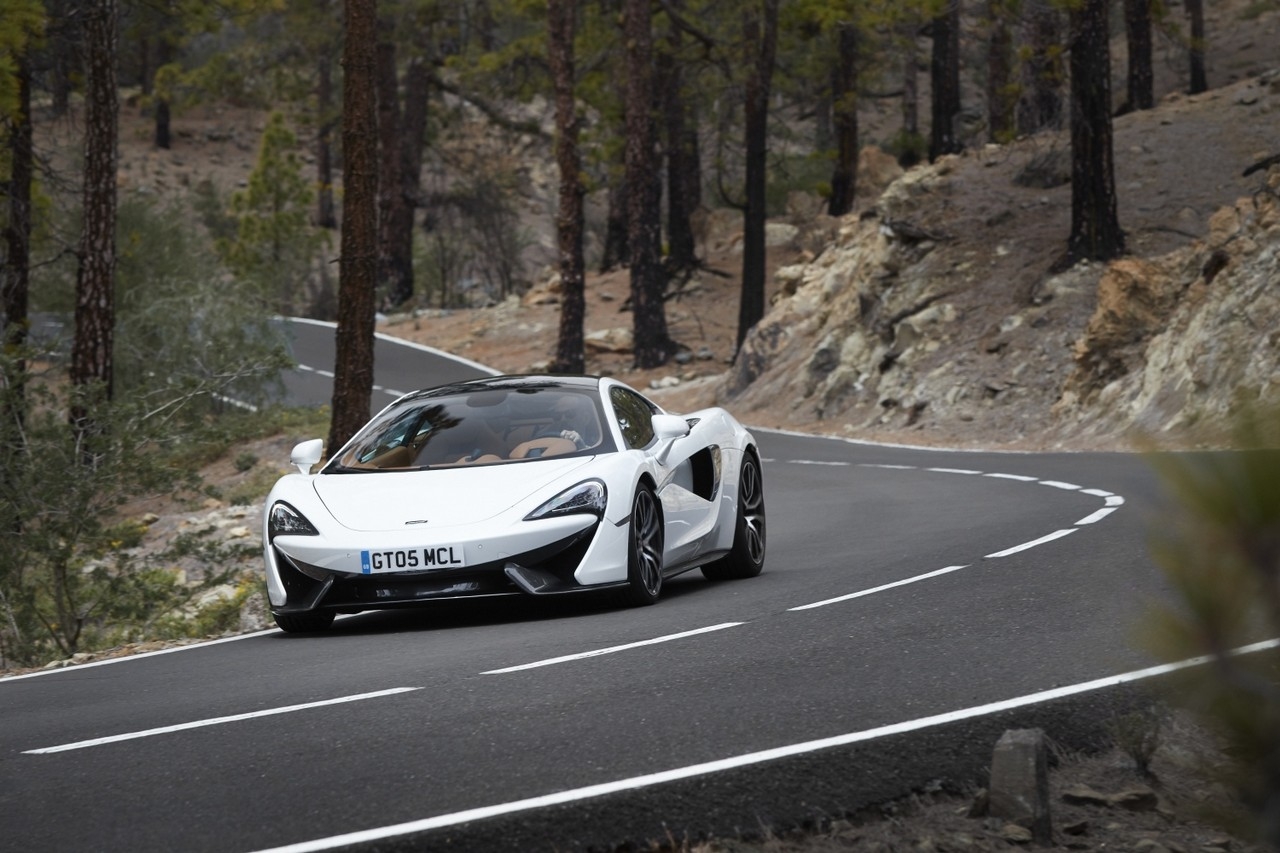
751,425,1038,454
1076,507,1118,525
276,316,503,377
788,566,969,611
24,688,422,755
482,624,744,674
245,639,1280,853
985,528,1077,558
0,629,282,683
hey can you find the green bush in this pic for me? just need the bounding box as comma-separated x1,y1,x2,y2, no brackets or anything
1145,405,1280,847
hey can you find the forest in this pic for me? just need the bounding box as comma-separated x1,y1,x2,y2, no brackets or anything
0,0,1251,664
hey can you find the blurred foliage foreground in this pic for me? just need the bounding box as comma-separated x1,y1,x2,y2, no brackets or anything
1145,406,1280,848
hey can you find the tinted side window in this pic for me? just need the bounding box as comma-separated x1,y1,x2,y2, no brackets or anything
610,387,657,449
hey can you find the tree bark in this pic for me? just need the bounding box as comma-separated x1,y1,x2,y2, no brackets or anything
548,0,585,374
624,0,671,368
1121,0,1154,112
384,57,429,309
902,39,919,138
827,21,859,217
1063,0,1125,268
600,170,628,273
661,7,697,275
1186,0,1207,94
153,38,173,149
375,24,404,308
929,0,963,161
71,0,119,436
986,0,1016,141
316,52,338,229
1017,3,1064,134
3,54,34,375
328,0,380,456
736,0,778,351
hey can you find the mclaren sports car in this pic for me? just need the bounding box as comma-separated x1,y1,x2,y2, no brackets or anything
262,375,766,632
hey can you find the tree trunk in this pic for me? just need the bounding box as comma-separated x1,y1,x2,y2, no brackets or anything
548,0,585,374
827,21,858,217
986,0,1016,141
600,170,628,273
328,0,380,456
3,51,34,456
1121,0,1154,112
3,54,33,368
71,0,119,437
1063,0,1125,268
48,0,78,117
929,0,963,161
316,52,338,229
375,25,403,308
384,57,428,309
736,0,778,351
661,8,697,275
624,0,670,368
1186,0,1207,94
153,38,173,149
1017,3,1064,134
902,39,919,138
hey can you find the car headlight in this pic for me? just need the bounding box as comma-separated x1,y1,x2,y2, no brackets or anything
524,480,607,521
268,501,319,540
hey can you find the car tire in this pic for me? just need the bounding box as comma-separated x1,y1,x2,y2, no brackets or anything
702,452,766,581
273,610,336,633
620,483,664,606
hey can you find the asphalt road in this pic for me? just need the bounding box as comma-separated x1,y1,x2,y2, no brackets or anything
0,320,1193,852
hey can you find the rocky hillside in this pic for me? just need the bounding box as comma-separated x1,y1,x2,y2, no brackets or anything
711,71,1280,451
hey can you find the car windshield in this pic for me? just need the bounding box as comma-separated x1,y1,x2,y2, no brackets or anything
326,387,615,472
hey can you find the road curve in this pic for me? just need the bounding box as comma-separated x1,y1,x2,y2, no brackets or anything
0,322,1196,853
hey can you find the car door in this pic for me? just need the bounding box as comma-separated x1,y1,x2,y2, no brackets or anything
609,387,719,568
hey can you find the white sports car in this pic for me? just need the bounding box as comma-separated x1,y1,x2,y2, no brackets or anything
263,375,766,632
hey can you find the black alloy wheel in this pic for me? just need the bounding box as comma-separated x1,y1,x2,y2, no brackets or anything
702,452,766,581
621,483,664,606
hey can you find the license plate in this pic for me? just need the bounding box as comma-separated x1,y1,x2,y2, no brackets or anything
359,546,466,574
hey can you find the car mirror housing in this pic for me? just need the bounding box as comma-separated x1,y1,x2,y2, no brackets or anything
290,438,324,475
651,414,690,441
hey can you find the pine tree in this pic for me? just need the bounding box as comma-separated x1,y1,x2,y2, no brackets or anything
328,0,379,457
219,112,321,312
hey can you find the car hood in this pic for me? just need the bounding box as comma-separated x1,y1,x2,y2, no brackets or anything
311,457,597,532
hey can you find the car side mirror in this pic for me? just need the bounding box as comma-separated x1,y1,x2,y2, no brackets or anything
290,438,324,475
652,414,690,441
651,414,690,464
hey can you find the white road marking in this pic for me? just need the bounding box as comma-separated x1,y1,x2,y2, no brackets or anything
926,467,982,475
482,624,744,674
788,566,969,611
1040,480,1083,491
860,463,917,470
985,528,1077,558
783,459,852,467
0,629,282,683
245,639,1280,853
983,472,1038,481
1080,488,1114,497
1075,507,1118,525
23,688,421,754
1106,495,1125,506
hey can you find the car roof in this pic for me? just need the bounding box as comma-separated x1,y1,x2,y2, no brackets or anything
405,374,605,402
